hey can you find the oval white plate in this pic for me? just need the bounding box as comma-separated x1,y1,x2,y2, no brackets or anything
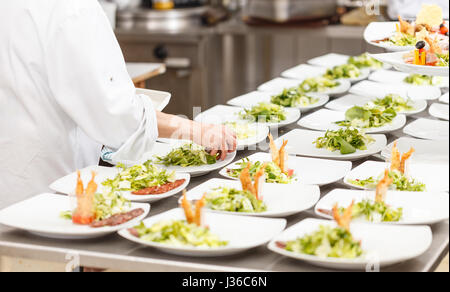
258,77,351,97
275,129,387,161
194,104,301,130
381,137,449,165
219,152,352,186
49,165,190,203
0,194,150,240
298,109,407,134
429,103,449,120
325,94,427,116
227,91,329,113
343,160,449,192
370,52,449,77
315,189,449,225
268,218,432,270
349,80,409,99
403,118,449,141
281,64,327,80
118,208,286,257
369,69,450,88
364,22,416,52
182,178,320,218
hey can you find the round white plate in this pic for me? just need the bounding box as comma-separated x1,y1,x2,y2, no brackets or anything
403,118,449,141
315,189,449,225
429,103,449,120
281,64,327,80
227,91,329,113
325,94,427,116
194,104,301,130
298,109,407,134
343,160,449,192
337,68,371,84
258,78,351,97
370,52,449,77
440,92,449,104
49,165,190,203
219,152,352,186
275,129,387,161
0,194,150,240
369,69,450,88
149,142,236,177
118,208,287,257
268,218,432,270
364,22,416,52
182,178,320,218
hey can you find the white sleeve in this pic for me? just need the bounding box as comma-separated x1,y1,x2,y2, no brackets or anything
44,0,158,164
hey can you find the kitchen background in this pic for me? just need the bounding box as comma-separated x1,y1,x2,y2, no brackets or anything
99,0,446,118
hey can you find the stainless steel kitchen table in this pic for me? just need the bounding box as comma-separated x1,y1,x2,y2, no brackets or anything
0,103,448,272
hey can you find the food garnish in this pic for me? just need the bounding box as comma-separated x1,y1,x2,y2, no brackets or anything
324,64,361,80
224,121,257,140
313,127,375,154
271,88,319,107
239,102,287,123
372,94,414,113
348,53,384,69
299,77,340,93
155,143,217,167
335,105,397,129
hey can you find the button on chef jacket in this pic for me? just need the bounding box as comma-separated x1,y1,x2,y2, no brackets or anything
0,0,159,209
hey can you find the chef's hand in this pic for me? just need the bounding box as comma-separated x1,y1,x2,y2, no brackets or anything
192,122,237,161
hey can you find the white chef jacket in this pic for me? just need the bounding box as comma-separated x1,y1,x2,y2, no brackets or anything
0,0,158,209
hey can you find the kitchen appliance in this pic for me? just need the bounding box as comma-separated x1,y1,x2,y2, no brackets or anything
242,0,338,23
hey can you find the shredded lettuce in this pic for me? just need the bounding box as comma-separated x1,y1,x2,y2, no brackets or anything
271,88,319,107
339,200,403,223
336,105,397,128
299,77,340,93
205,187,267,213
348,53,384,69
348,170,426,192
224,122,257,140
324,64,361,80
226,159,294,184
155,143,217,167
239,102,287,123
314,128,375,154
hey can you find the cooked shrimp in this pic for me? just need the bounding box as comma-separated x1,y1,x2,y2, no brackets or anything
268,133,280,166
76,171,84,196
194,194,206,226
425,36,443,54
376,169,393,203
85,171,97,196
278,140,288,174
398,16,415,35
253,163,267,200
240,163,256,196
181,190,195,224
332,200,354,232
400,147,415,174
390,142,401,172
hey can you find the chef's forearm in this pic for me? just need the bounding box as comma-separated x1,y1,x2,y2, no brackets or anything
156,111,197,141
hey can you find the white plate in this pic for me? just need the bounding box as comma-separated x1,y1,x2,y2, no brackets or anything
149,142,236,177
403,118,449,141
429,103,449,120
315,189,449,225
325,94,427,116
136,88,171,112
406,86,444,101
227,91,329,113
364,22,416,52
381,137,449,165
440,92,449,104
182,178,320,218
298,109,407,134
370,52,449,77
275,129,387,161
0,194,150,239
258,78,351,97
369,69,450,88
49,166,190,203
343,161,449,192
194,104,301,130
268,218,432,270
118,208,286,257
281,64,327,80
219,152,352,186
307,53,350,68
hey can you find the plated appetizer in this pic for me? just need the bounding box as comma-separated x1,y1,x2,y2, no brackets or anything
225,134,295,184
238,102,287,123
348,53,385,70
313,128,375,155
128,192,228,248
155,143,218,167
335,105,397,129
404,74,445,86
270,87,320,108
299,76,341,93
61,171,145,228
277,201,363,259
223,121,256,141
403,38,449,67
323,64,362,80
348,143,426,192
371,94,414,113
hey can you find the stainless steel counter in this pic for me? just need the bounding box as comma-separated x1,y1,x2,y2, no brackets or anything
0,107,448,272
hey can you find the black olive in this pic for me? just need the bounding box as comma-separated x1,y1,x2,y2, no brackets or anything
440,23,445,28
416,41,426,49
446,32,449,37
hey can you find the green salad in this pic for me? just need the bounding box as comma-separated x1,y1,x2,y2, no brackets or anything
348,53,384,69
389,33,417,46
285,225,363,259
299,77,340,93
336,105,397,129
372,94,414,112
271,88,319,107
155,143,217,167
132,220,228,247
226,159,294,184
348,170,426,192
204,187,267,213
224,122,256,140
239,102,287,123
314,128,375,155
339,200,403,223
60,191,131,221
324,64,361,80
102,161,176,192
404,74,443,86
437,52,449,67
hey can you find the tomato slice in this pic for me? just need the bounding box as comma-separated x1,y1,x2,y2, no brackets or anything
72,214,94,225
287,169,295,177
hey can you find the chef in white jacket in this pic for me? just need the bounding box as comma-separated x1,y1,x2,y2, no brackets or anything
0,0,236,209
